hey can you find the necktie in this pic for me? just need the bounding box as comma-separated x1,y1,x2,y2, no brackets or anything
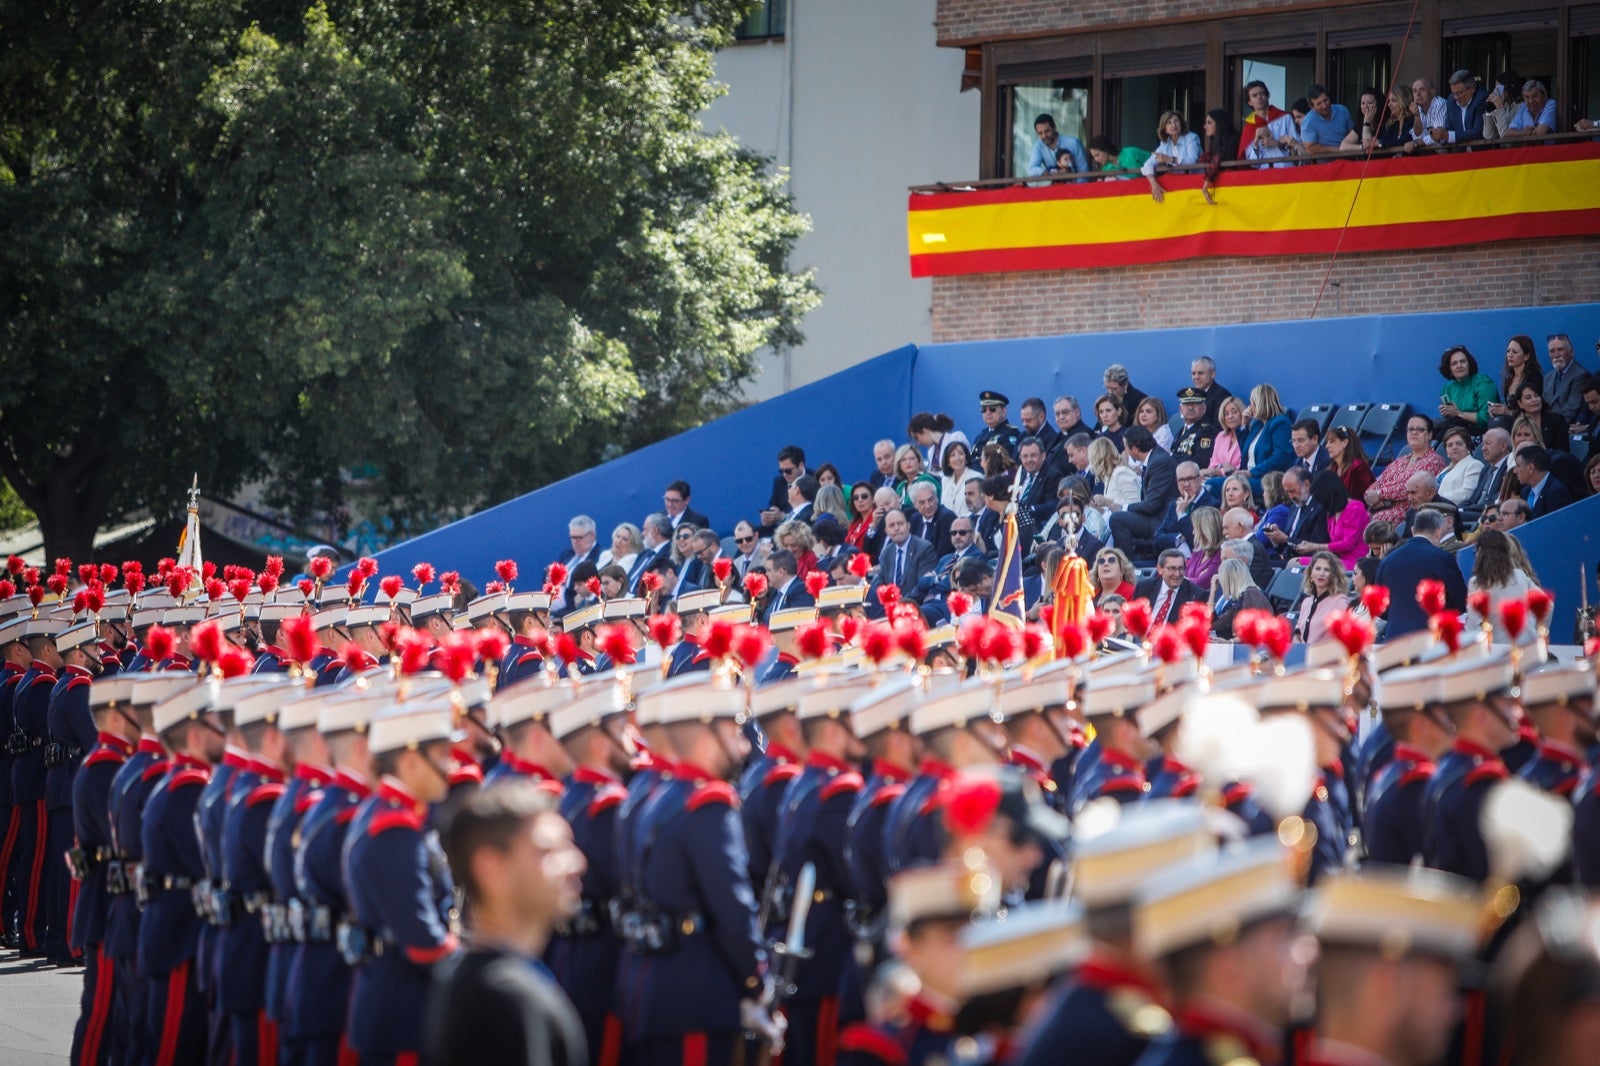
1154,586,1173,623
892,547,904,588
1023,473,1035,498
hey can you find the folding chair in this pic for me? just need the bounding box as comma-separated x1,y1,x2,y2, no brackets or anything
1357,403,1411,466
1298,403,1338,436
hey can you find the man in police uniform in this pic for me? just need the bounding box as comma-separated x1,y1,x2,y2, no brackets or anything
1169,389,1220,470
971,391,1022,462
341,699,463,1065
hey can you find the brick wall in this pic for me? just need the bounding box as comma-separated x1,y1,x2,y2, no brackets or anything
935,0,1320,45
928,236,1600,343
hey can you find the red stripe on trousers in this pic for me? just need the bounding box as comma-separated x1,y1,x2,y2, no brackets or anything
157,961,190,1066
396,1054,419,1066
258,1011,279,1065
336,1035,359,1066
683,1032,708,1066
23,801,45,949
0,807,19,893
81,947,115,1066
817,996,841,1066
1462,989,1485,1066
598,1014,623,1066
67,875,80,951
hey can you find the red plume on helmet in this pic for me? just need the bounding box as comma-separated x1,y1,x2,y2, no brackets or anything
796,621,833,661
341,643,377,675
640,571,664,595
837,615,862,645
1525,588,1553,624
495,559,518,587
201,561,217,582
804,571,828,598
281,616,320,666
1021,623,1048,661
861,622,895,665
1149,626,1185,665
125,570,147,596
190,620,225,665
1122,599,1153,640
742,572,769,600
1430,611,1463,654
1234,608,1268,649
73,590,89,614
1056,622,1088,660
475,629,509,666
732,625,770,669
77,564,97,586
217,647,254,679
598,624,639,666
700,619,735,661
712,558,733,584
978,619,1019,665
412,562,436,588
894,621,927,663
1467,590,1492,620
164,570,189,600
98,563,119,585
355,557,378,579
263,556,285,579
1328,611,1375,658
1415,579,1446,616
257,573,279,595
47,574,68,597
144,625,175,664
54,557,72,578
544,562,568,589
585,576,603,600
647,614,682,648
943,774,1003,838
1261,616,1293,661
380,576,404,599
26,585,45,610
308,556,334,584
1499,598,1528,642
439,571,461,595
848,553,871,580
397,629,434,676
554,633,582,668
946,591,971,618
437,633,477,684
205,578,226,602
1178,617,1209,660
0,579,14,601
5,555,23,576
22,566,40,587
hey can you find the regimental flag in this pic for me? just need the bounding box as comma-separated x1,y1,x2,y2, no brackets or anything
908,143,1600,276
989,509,1027,629
1049,551,1095,658
175,474,203,599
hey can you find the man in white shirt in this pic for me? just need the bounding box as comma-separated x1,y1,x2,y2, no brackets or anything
1409,78,1450,148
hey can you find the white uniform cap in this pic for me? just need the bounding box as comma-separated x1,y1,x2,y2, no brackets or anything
126,674,200,708
89,676,136,710
1133,837,1299,960
368,699,462,755
56,621,99,653
959,899,1089,998
1072,800,1214,908
1080,676,1156,721
909,678,998,736
635,674,745,726
1307,867,1483,961
796,675,877,723
160,605,206,627
153,682,218,734
549,683,633,740
234,681,304,728
1250,668,1346,713
1434,653,1516,704
749,678,802,720
1520,664,1596,708
674,589,723,615
491,682,574,730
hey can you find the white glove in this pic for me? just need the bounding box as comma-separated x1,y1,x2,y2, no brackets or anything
740,1000,787,1053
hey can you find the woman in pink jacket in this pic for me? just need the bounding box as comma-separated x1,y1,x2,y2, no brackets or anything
1293,470,1370,570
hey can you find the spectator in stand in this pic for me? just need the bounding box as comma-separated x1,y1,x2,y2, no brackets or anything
813,519,846,577
1341,88,1385,151
598,522,643,572
1436,427,1486,507
1102,365,1147,427
1093,396,1127,452
670,523,698,566
1135,396,1174,452
1407,77,1450,149
1063,433,1095,488
864,486,902,561
940,440,983,513
1543,334,1591,421
1504,80,1558,140
1288,418,1331,478
759,445,806,533
892,444,937,507
1091,548,1138,603
1013,437,1058,528
1136,550,1205,625
1482,72,1525,141
663,479,710,532
1580,376,1600,444
1239,80,1289,157
1488,334,1543,428
1107,426,1179,556
1236,384,1294,494
1053,396,1090,443
729,520,762,578
814,483,850,526
1087,135,1151,177
1441,70,1489,145
1582,453,1600,498
1257,471,1290,542
1293,551,1349,646
1436,343,1498,435
1219,473,1258,522
1516,445,1574,518
1513,382,1571,451
785,474,820,525
981,441,1018,480
1201,395,1246,479
1051,148,1080,176
1245,98,1307,167
1365,414,1447,525
1184,506,1224,588
972,391,1023,460
908,411,969,473
1224,529,1274,590
1323,425,1375,502
1189,357,1232,421
1211,558,1272,641
869,440,897,489
907,480,957,557
1171,387,1220,468
1363,519,1400,559
1019,398,1061,457
1376,509,1467,638
1301,84,1355,155
813,462,842,489
1197,109,1239,204
1350,557,1381,620
1461,428,1515,525
1464,530,1539,642
1027,114,1089,177
1142,110,1202,202
1397,472,1460,543
845,482,877,551
1373,85,1416,149
1088,437,1140,513
1294,470,1371,569
1510,414,1544,452
598,563,629,600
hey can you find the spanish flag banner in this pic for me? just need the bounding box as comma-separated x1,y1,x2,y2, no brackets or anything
907,143,1600,277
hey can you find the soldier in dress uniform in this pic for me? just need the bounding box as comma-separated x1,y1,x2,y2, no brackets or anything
1518,665,1595,800
763,674,874,1066
1361,665,1448,867
1300,868,1484,1066
971,391,1022,462
1138,664,1203,803
95,590,132,676
662,589,721,679
8,614,66,955
497,590,554,689
0,611,34,948
437,676,498,823
836,860,1002,1066
139,679,226,1064
331,604,393,685
1354,629,1450,811
614,675,779,1066
1168,390,1220,470
757,607,816,686
1421,655,1519,882
45,619,102,963
1572,660,1600,887
560,603,605,678
545,677,636,1066
1129,838,1305,1066
219,681,302,1065
260,689,335,1058
67,675,139,1065
1014,803,1213,1066
485,679,570,791
341,698,464,1065
119,593,172,674
154,602,205,671
740,679,806,893
997,660,1081,810
251,597,301,674
950,899,1088,1066
1070,672,1156,814
310,603,350,687
101,674,191,1066
282,691,384,1066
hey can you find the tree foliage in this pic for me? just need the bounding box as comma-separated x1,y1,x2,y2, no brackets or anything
0,0,817,559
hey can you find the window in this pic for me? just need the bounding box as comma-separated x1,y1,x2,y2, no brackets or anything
734,0,785,41
1230,48,1315,119
1574,5,1600,124
1444,12,1557,99
1106,71,1205,153
1329,46,1391,115
1010,80,1092,176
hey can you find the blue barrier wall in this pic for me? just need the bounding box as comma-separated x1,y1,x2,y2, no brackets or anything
366,302,1600,618
1454,494,1600,644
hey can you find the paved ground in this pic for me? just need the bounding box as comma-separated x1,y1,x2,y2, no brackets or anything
0,948,77,1063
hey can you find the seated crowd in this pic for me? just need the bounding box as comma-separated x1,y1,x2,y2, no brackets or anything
1029,70,1593,199
576,333,1597,652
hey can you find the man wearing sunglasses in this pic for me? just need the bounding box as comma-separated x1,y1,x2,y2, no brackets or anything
728,521,762,580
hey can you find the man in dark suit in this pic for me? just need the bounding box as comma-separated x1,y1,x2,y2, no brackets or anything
1108,426,1179,558
869,510,937,610
1462,428,1513,527
626,513,674,594
783,475,819,527
1132,550,1205,625
1019,399,1060,459
1289,419,1331,478
907,515,984,604
906,480,957,557
1442,69,1489,144
1013,437,1058,527
762,549,816,623
1375,509,1468,639
663,479,710,532
759,445,806,534
673,529,722,598
1516,445,1574,518
1259,467,1328,565
1150,461,1220,559
556,514,604,608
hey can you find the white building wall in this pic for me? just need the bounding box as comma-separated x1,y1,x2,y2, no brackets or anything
702,1,980,398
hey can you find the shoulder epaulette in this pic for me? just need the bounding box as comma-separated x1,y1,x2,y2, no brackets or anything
686,780,739,812
1105,988,1172,1039
821,771,865,802
763,762,802,788
368,807,424,836
448,763,484,787
1399,761,1436,788
66,675,92,691
1168,774,1200,799
535,778,564,799
1465,761,1510,787
837,1023,907,1066
335,805,359,826
143,759,171,782
1221,782,1253,807
588,784,627,818
1098,774,1147,796
170,767,210,789
516,651,542,666
247,781,287,808
872,782,906,808
296,788,324,814
1552,775,1579,798
85,748,127,768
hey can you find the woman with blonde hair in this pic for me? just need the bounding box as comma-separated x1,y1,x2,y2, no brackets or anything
1294,550,1350,646
1201,395,1247,478
776,519,818,580
1210,558,1271,640
598,522,643,572
1091,547,1137,602
1232,383,1293,496
813,483,850,526
1088,437,1140,511
1184,506,1224,587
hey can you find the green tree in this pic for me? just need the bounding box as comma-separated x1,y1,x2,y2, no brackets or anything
0,0,817,561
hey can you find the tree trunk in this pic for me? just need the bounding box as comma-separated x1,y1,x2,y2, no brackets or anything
0,433,108,564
